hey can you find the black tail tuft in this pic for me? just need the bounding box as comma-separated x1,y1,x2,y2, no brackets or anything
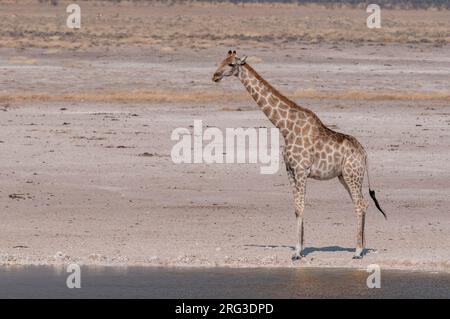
369,189,387,220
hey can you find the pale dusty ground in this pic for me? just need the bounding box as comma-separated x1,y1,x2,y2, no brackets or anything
0,43,449,272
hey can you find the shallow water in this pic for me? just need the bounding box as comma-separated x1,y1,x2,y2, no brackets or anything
0,266,449,298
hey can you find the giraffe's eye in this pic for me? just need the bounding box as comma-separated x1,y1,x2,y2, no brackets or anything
228,63,235,67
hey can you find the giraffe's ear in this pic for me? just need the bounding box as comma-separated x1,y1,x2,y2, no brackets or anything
240,56,247,65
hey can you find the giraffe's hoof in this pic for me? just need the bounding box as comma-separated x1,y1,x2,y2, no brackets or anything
352,255,363,260
292,253,305,261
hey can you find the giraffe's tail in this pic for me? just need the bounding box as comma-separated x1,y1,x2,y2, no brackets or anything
365,157,387,220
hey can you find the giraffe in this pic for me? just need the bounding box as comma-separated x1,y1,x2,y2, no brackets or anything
212,50,387,260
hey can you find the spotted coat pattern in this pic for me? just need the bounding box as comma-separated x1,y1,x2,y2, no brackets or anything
213,51,372,259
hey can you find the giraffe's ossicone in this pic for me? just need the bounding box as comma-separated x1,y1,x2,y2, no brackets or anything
213,50,387,260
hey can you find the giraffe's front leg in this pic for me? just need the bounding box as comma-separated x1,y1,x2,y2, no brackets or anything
291,169,308,261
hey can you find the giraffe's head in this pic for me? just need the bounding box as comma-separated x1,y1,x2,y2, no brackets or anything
212,50,247,83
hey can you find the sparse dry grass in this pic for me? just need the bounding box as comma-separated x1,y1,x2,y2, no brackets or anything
8,56,38,65
0,90,242,104
292,89,450,101
0,1,448,50
2,89,449,104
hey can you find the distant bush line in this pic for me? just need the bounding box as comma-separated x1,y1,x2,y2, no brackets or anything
201,0,450,9
37,0,450,9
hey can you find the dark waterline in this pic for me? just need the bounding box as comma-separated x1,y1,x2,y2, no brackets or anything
0,266,449,298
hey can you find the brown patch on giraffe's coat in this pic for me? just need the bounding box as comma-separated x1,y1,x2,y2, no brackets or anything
301,124,310,135
267,94,278,105
271,111,280,124
288,110,298,121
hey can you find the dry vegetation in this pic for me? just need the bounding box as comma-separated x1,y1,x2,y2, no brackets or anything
0,0,449,50
1,89,449,104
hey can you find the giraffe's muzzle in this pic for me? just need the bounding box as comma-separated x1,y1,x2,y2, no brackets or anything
212,73,222,82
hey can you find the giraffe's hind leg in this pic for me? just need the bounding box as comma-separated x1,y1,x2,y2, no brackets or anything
339,167,368,259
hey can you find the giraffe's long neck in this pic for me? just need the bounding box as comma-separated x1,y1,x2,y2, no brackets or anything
238,64,309,131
